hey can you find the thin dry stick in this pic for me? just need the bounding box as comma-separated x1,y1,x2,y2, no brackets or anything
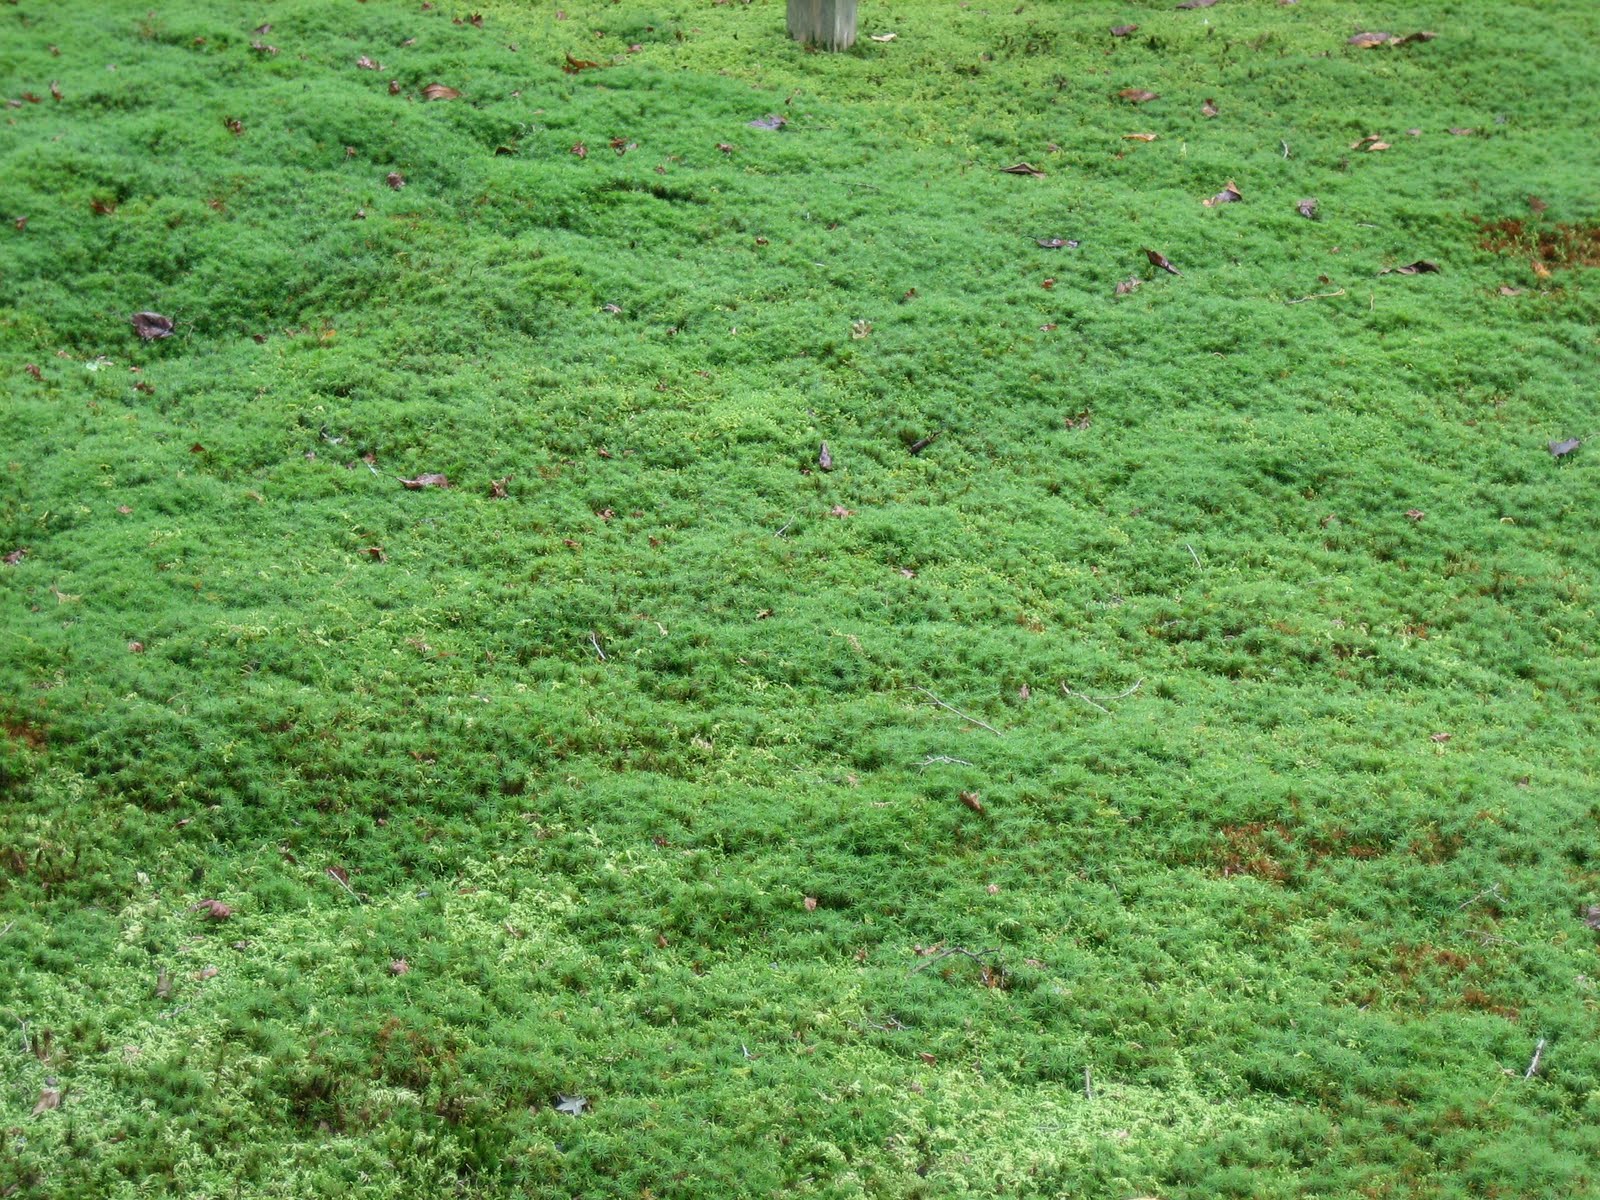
589,632,607,661
1184,542,1204,570
916,755,974,768
1280,139,1291,159
0,921,13,939
1457,883,1502,912
909,946,1001,974
1061,683,1110,715
326,869,363,904
910,687,1003,737
774,517,795,537
1285,288,1346,304
1084,1066,1095,1100
1525,1038,1547,1079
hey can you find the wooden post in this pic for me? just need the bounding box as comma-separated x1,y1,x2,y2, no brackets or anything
787,0,858,51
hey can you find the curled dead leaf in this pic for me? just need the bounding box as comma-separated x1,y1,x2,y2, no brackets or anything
999,162,1046,176
1115,276,1142,296
1405,508,1426,521
1297,197,1319,219
1348,31,1391,48
1119,88,1158,104
563,52,604,73
1122,132,1158,142
818,443,833,471
1203,180,1243,207
1548,438,1581,458
959,791,986,815
489,476,511,498
572,142,588,158
386,171,406,189
1201,97,1219,118
356,56,382,70
390,958,411,975
32,1087,61,1116
1381,261,1440,276
399,473,450,489
1110,24,1138,36
131,312,175,340
1145,248,1181,275
422,83,461,100
804,895,818,911
1430,732,1452,743
194,899,232,920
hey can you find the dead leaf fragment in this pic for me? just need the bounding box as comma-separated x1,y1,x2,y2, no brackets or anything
127,640,145,653
999,162,1046,176
869,33,897,43
818,443,833,471
804,896,818,911
1176,0,1216,8
1351,134,1389,151
1548,438,1581,459
1119,89,1159,105
1447,127,1475,137
50,80,62,101
223,116,244,136
399,473,450,489
1430,732,1452,743
609,137,636,155
386,171,406,189
747,114,787,131
25,363,41,379
194,899,232,920
918,1051,938,1064
1115,276,1142,296
562,52,604,73
390,958,411,975
1200,97,1219,118
1348,31,1391,48
829,505,854,518
131,312,175,340
1381,261,1440,276
1203,180,1243,207
194,965,219,980
3,548,24,565
356,56,382,70
1122,132,1158,142
572,142,589,159
32,1088,61,1116
422,83,461,100
1404,508,1426,521
489,475,511,497
959,791,986,815
1297,197,1319,219
1145,248,1181,275
155,970,173,998
1497,285,1523,296
1110,24,1138,37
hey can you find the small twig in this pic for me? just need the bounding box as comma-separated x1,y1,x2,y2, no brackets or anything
1061,683,1110,715
910,687,1003,737
774,517,795,537
916,755,974,768
588,631,607,661
1084,1066,1094,1100
1094,680,1143,703
909,946,1001,974
845,1015,908,1033
1280,139,1291,159
1184,542,1204,570
1285,288,1345,304
1457,883,1502,912
326,869,363,904
1524,1038,1546,1079
0,921,13,940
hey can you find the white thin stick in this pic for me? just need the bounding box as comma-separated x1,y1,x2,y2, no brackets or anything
1184,543,1204,570
1525,1038,1546,1079
1285,288,1345,304
774,518,795,537
1280,139,1291,159
1090,680,1143,704
1457,883,1502,912
916,755,974,768
589,632,607,661
326,869,363,904
1084,1066,1094,1100
910,687,1003,737
1061,683,1110,715
0,921,13,939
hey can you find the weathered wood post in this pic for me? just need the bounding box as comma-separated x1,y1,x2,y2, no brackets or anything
787,0,858,51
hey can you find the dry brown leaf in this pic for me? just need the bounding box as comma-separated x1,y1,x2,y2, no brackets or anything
1447,127,1476,137
999,162,1046,176
194,965,219,981
1497,285,1524,296
390,958,411,975
32,1088,61,1116
1549,438,1580,458
194,899,232,920
1119,88,1159,104
356,56,382,70
1348,32,1392,48
399,473,450,489
1145,247,1181,275
1176,0,1215,8
422,83,461,100
1111,24,1139,36
489,476,511,498
563,52,604,73
1200,97,1219,118
386,171,406,189
1430,732,1452,743
131,312,175,340
1381,261,1440,276
1122,132,1158,142
959,791,986,814
1115,276,1142,296
1203,180,1243,207
1297,197,1319,219
818,443,833,471
803,896,818,911
1405,508,1426,521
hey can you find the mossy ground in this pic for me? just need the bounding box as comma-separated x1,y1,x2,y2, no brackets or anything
3,1,1599,1196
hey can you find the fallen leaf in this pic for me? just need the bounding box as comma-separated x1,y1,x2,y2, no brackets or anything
562,53,604,73
1404,508,1426,521
1040,277,1055,289
986,883,1000,895
3,548,24,565
1063,408,1092,430
1115,276,1142,296
804,895,818,911
908,431,940,455
390,958,411,975
91,197,118,216
1394,31,1437,44
851,319,872,339
1203,179,1243,207
1297,197,1319,219
1447,127,1475,137
250,40,279,55
1497,285,1523,296
1145,248,1181,275
356,55,382,70
386,171,406,189
32,1088,61,1116
194,899,232,920
155,970,172,998
127,640,144,652
1000,162,1046,176
918,1051,938,1064
223,116,244,136
422,83,461,100
829,505,854,518
1119,89,1159,104
25,363,41,379
1348,32,1391,48
1548,438,1581,458
14,216,26,231
555,1094,589,1116
50,80,62,101
715,141,734,154
608,137,636,155
1528,195,1547,214
1584,906,1600,930
389,80,402,95
253,22,271,34
1110,24,1138,36
747,114,787,130
1122,132,1158,142
1176,0,1215,8
870,32,897,43
572,142,589,158
1381,261,1440,275
327,865,350,886
1201,97,1219,118
1036,237,1071,248
399,473,450,489
1531,259,1552,279
959,791,986,815
194,965,219,980
818,443,833,471
131,312,175,340
489,475,511,498
1430,732,1452,743
362,546,387,562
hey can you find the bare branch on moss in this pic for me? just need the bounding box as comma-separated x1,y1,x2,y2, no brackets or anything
915,755,974,768
1525,1038,1546,1079
909,946,1001,974
910,687,1003,737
